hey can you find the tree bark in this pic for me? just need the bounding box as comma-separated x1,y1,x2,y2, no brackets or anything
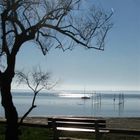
0,72,19,140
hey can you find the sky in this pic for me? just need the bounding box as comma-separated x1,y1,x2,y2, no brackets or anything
14,0,140,91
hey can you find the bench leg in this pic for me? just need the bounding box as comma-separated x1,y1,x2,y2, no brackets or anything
53,130,59,140
52,120,59,140
95,121,101,140
95,132,103,140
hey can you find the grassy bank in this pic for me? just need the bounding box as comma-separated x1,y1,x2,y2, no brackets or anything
0,124,53,140
0,124,140,140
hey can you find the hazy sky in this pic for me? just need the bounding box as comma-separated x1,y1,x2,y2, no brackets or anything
14,0,140,91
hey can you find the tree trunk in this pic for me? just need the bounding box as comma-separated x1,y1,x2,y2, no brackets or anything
0,72,19,140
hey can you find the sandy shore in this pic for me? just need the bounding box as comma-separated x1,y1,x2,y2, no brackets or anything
105,117,140,130
0,117,140,130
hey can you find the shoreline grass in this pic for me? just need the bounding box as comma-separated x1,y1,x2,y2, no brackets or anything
0,124,140,140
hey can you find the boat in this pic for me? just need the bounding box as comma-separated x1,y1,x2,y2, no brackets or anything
81,88,90,99
81,96,90,99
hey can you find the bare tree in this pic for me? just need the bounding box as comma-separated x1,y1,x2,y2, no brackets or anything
0,0,113,140
15,67,56,125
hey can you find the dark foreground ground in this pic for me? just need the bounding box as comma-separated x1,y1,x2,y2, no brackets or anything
0,117,140,140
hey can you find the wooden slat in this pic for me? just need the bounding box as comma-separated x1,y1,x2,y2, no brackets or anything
48,117,106,123
55,121,106,128
57,127,96,132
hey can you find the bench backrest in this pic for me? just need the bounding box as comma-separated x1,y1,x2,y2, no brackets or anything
48,117,106,130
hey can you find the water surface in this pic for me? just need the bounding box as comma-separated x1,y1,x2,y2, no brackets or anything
0,90,140,117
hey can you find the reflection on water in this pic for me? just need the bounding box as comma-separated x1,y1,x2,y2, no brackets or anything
0,91,140,117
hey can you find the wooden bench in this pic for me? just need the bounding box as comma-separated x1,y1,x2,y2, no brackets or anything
48,117,109,140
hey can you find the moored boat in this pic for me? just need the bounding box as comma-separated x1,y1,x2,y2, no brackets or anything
81,96,90,99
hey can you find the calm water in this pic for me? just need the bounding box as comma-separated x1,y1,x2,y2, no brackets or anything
0,90,140,117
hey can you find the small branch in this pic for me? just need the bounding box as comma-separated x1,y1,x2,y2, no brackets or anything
23,5,32,27
7,15,25,32
36,37,48,55
38,31,64,50
99,26,111,50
